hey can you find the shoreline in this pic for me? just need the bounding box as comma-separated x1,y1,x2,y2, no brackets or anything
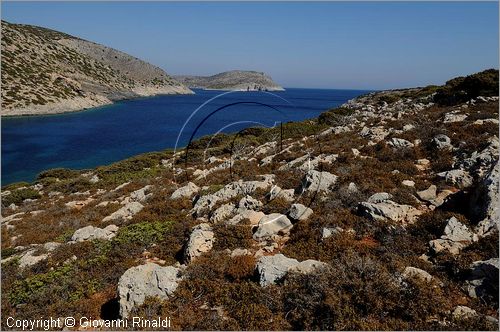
1,87,194,118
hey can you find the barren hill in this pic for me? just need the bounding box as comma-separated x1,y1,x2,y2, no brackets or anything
1,21,192,116
174,70,284,91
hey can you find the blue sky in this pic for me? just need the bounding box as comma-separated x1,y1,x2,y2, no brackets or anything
2,2,498,89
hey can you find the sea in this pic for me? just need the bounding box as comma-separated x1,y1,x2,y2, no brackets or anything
1,88,370,185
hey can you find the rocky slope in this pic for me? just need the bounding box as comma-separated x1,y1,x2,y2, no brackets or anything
1,21,192,116
174,70,284,91
1,70,498,330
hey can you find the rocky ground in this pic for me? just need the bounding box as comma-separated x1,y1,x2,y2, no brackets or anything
1,21,192,116
1,70,498,330
174,70,284,91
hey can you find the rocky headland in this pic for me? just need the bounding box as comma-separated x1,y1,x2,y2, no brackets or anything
174,70,284,91
1,69,498,330
1,21,193,116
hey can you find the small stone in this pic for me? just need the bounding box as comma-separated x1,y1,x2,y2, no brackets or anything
417,185,437,202
322,226,343,239
452,306,477,319
432,134,452,150
402,180,415,187
288,204,313,221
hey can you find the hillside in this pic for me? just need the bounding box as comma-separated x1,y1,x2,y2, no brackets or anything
1,21,192,116
174,70,285,91
1,70,499,330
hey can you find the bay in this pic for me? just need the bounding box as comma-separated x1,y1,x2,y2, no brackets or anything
1,88,369,185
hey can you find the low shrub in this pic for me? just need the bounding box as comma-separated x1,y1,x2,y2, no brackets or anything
2,188,41,206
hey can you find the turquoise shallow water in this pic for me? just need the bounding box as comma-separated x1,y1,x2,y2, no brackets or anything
1,88,369,185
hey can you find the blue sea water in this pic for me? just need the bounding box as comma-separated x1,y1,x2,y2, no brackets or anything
1,88,369,185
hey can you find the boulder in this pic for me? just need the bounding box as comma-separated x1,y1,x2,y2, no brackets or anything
71,225,119,242
171,182,199,200
388,137,414,149
442,217,474,242
437,170,473,189
358,200,422,223
416,185,437,203
184,223,214,262
466,258,499,304
102,202,144,222
253,214,293,240
432,134,452,150
226,209,265,226
192,178,273,216
255,254,327,286
470,163,499,236
429,217,474,255
256,254,299,286
127,185,153,203
296,170,337,194
288,203,313,221
18,242,61,269
457,137,499,176
118,263,182,318
238,196,262,211
268,186,295,202
210,203,235,223
367,192,392,203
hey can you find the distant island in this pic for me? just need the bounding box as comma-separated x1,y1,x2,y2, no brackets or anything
174,70,285,91
1,21,193,116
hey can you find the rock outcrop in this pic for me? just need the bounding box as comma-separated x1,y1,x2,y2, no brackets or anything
288,203,313,221
71,225,119,242
171,182,200,200
255,254,327,286
118,263,182,318
253,214,293,240
296,170,338,195
184,223,214,262
465,258,499,304
429,217,475,255
358,194,422,223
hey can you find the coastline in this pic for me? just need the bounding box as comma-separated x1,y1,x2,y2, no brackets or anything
1,86,194,117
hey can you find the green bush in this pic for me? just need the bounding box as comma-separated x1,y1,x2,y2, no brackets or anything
112,220,174,247
435,69,499,105
318,107,354,125
2,181,30,191
9,264,73,306
37,168,81,181
2,188,41,206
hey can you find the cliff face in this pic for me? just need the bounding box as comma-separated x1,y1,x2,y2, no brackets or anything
1,21,192,116
174,70,284,91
